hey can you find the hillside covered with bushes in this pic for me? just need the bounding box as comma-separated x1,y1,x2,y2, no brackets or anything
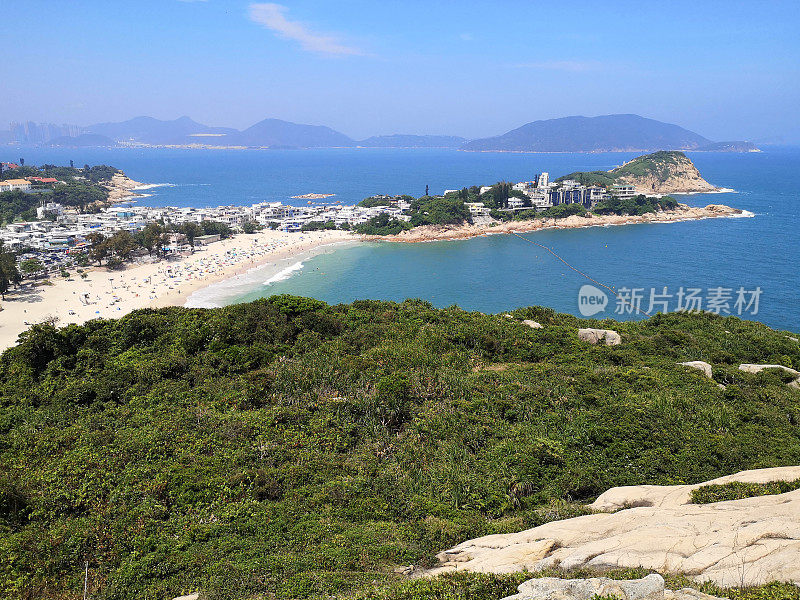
1,297,799,599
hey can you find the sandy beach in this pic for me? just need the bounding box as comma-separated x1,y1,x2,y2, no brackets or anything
0,229,358,352
0,203,752,352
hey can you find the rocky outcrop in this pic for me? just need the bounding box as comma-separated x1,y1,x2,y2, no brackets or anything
611,151,718,194
373,204,745,243
523,320,544,329
578,328,621,346
591,466,800,511
678,361,713,379
430,466,800,587
739,364,800,389
502,574,726,600
106,172,144,202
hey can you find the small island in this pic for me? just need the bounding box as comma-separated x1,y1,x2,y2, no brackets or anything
291,192,336,200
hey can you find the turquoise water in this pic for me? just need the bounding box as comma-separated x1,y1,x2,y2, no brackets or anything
12,147,680,207
11,147,800,331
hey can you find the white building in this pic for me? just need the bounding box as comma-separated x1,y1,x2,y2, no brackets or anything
0,179,32,192
536,172,549,188
37,202,64,220
610,184,636,199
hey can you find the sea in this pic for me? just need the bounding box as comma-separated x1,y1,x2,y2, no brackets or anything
11,146,800,332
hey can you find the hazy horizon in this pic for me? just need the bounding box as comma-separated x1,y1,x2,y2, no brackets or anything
2,0,799,143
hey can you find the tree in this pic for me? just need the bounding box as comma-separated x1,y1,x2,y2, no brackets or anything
52,182,108,212
408,196,470,227
241,219,262,234
179,222,203,252
85,232,108,265
108,230,136,261
20,258,44,279
137,223,168,257
201,220,233,239
0,243,21,299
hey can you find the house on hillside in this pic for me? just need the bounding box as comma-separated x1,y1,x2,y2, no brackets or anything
0,178,32,192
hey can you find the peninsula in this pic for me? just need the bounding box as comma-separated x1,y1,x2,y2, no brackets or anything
353,151,743,240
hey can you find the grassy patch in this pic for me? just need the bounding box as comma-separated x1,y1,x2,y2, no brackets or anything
690,479,800,504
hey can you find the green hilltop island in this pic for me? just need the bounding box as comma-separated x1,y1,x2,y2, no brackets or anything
1,295,799,600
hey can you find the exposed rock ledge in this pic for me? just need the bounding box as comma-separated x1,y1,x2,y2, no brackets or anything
503,574,726,600
106,172,144,202
373,204,745,243
429,466,800,588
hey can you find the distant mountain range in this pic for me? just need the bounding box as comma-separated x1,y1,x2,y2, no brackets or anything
228,118,353,148
461,114,713,152
1,114,759,152
77,117,466,149
86,116,237,146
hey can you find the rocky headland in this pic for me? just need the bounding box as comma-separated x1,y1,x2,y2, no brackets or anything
611,151,719,194
372,203,746,243
105,171,145,202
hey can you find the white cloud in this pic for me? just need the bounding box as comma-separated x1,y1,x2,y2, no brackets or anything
248,3,362,56
511,60,600,72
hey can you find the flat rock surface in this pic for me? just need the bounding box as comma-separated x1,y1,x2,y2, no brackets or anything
591,465,800,511
431,467,800,588
502,574,727,600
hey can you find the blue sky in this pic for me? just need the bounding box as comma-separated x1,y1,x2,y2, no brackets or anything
1,0,799,141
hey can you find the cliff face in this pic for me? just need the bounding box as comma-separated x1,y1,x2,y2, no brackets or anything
611,150,718,194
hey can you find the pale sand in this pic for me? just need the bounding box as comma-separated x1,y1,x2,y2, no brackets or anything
0,229,358,352
0,203,752,352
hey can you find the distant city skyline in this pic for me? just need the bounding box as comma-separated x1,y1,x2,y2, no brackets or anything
2,0,799,143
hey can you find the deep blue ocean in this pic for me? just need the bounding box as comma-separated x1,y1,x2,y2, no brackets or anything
11,146,800,332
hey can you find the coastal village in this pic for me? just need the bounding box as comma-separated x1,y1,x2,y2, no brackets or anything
0,161,633,268
0,151,741,353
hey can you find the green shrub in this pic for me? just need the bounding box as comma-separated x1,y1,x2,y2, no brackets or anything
690,479,800,504
0,300,799,598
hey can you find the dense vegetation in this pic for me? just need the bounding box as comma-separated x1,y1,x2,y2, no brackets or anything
0,163,120,223
0,190,39,223
612,150,684,180
1,298,799,599
593,194,678,216
556,151,692,190
355,213,413,235
555,170,619,188
358,196,414,208
408,196,471,226
690,479,800,504
355,196,471,234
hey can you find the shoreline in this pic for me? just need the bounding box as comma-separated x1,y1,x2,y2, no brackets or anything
0,203,751,352
368,203,749,243
183,239,360,308
0,229,358,352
